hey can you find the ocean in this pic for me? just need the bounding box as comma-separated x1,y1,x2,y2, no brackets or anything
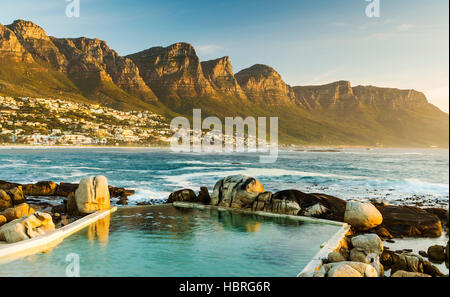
0,147,448,208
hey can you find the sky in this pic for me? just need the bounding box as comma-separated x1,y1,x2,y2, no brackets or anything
0,0,448,112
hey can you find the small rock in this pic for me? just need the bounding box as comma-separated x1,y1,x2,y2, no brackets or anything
419,250,428,258
117,195,128,205
167,189,197,203
198,187,211,205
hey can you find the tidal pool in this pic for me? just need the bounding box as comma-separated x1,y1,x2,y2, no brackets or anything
1,206,342,277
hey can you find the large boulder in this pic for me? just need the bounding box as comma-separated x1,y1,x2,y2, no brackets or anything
0,203,35,222
0,212,55,243
167,189,197,203
210,175,264,209
74,176,111,214
268,190,347,221
344,201,383,230
314,262,378,277
23,181,57,196
427,245,446,263
327,252,347,263
377,205,442,237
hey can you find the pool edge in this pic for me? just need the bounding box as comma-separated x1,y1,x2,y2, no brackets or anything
0,207,117,264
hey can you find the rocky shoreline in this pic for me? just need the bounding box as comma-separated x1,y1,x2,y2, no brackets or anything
1,175,448,277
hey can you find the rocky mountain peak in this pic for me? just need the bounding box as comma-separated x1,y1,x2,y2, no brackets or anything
201,56,247,99
127,42,214,104
235,64,294,105
0,23,33,61
7,20,50,41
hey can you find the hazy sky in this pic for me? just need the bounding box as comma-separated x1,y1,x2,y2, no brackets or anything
1,0,448,112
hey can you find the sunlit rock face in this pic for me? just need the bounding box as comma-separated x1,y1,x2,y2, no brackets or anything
235,64,296,105
201,56,247,99
128,42,216,105
75,176,111,214
0,22,33,62
51,36,158,103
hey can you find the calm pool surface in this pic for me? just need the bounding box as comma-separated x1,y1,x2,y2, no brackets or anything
1,206,341,277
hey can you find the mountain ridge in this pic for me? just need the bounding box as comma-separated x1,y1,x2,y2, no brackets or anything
0,20,448,147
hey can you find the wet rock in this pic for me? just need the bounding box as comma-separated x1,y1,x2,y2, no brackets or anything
198,187,211,205
0,203,35,222
0,211,55,243
251,192,273,212
75,176,111,214
23,181,57,196
51,203,66,214
328,252,347,263
391,271,431,277
210,175,264,209
167,189,197,203
314,262,378,277
270,192,301,215
344,201,383,230
66,193,80,216
55,183,78,197
381,250,444,277
271,190,347,221
0,180,21,191
424,208,448,227
427,245,446,263
109,186,135,199
419,250,428,258
376,205,442,238
117,195,128,205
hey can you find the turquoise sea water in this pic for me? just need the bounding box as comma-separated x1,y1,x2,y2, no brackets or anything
0,147,448,207
0,206,341,277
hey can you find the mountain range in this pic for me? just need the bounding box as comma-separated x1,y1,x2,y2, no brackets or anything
0,20,448,147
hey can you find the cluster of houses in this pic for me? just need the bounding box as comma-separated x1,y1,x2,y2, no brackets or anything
0,96,173,145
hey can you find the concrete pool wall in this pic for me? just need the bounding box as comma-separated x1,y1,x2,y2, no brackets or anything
172,202,351,277
0,207,117,264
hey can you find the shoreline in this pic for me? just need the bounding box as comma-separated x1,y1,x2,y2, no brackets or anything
0,144,449,150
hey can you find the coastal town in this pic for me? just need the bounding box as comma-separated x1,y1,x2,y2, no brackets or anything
0,96,173,146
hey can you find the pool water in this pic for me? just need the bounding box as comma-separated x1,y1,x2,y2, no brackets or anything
0,206,341,277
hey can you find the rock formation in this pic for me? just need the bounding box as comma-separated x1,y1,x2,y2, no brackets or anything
235,64,295,105
344,201,383,230
1,19,448,146
74,176,111,214
0,211,54,243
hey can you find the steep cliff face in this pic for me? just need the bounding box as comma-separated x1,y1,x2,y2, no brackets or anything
6,20,66,70
0,23,33,62
235,64,295,105
128,42,215,104
201,56,247,99
293,81,359,110
352,86,430,110
50,37,157,103
1,19,448,146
